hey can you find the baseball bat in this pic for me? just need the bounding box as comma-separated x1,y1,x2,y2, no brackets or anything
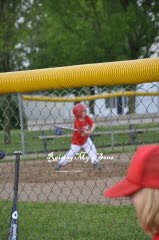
54,125,79,132
8,151,22,240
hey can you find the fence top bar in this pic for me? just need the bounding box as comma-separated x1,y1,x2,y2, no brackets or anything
22,91,159,102
0,58,159,94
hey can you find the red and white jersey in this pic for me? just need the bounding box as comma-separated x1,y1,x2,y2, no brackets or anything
71,115,94,145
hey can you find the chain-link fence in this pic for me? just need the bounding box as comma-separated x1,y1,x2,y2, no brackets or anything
1,80,159,239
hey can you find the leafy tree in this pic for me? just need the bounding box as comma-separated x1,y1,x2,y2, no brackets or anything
120,0,159,113
28,0,159,114
2,0,158,119
0,1,22,143
0,0,40,143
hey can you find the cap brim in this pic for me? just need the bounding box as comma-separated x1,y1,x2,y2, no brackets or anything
103,178,141,198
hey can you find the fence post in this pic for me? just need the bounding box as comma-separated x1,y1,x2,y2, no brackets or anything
110,98,114,150
18,94,25,155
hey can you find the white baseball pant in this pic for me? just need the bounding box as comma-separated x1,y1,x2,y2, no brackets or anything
58,137,99,166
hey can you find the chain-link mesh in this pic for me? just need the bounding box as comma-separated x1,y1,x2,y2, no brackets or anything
1,83,158,239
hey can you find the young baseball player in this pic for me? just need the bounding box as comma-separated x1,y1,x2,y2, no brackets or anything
104,145,159,240
55,103,101,171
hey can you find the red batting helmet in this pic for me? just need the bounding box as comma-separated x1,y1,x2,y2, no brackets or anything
72,103,87,117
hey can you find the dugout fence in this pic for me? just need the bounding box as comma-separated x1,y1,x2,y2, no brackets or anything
0,58,159,239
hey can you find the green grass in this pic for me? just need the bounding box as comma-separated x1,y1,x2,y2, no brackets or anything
0,201,149,240
1,122,159,156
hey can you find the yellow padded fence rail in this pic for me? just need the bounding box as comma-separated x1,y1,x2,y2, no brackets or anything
22,91,159,102
0,58,159,94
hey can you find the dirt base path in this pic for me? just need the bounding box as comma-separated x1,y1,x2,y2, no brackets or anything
0,153,131,204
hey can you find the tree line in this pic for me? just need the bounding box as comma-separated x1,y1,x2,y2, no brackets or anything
0,0,159,143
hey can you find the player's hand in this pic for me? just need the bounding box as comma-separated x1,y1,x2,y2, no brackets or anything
83,129,93,136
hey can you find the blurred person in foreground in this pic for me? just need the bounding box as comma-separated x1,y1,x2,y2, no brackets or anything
104,145,159,240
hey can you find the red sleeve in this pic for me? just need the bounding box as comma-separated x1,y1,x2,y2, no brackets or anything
86,115,94,126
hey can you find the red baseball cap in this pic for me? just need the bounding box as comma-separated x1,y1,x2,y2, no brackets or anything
104,145,159,198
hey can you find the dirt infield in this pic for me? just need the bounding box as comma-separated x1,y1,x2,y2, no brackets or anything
0,153,132,204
